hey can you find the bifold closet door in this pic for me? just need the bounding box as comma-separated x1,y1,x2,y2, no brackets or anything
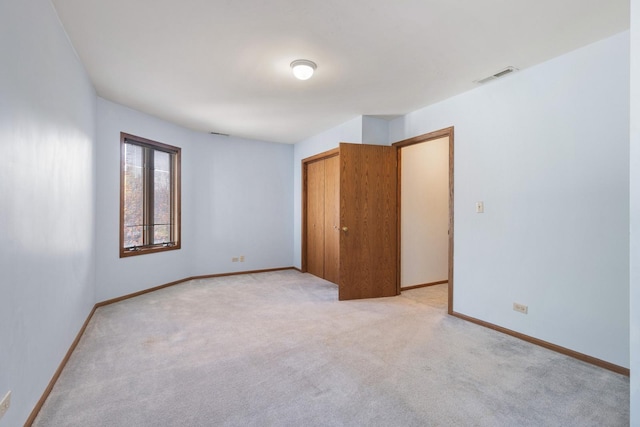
306,160,325,279
323,155,340,284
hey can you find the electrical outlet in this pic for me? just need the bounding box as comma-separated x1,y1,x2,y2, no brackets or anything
232,257,239,262
513,302,528,314
0,391,11,420
239,256,245,262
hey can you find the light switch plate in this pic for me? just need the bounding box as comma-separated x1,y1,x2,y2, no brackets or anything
476,201,484,213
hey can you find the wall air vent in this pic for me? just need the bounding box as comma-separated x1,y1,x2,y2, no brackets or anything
474,66,519,84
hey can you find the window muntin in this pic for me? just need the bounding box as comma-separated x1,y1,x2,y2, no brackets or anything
120,133,181,257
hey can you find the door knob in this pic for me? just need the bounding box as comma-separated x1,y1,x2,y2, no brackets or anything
341,226,348,232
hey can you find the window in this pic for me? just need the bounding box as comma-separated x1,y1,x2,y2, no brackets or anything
120,133,181,257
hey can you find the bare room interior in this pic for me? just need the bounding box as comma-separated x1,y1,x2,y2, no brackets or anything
1,0,639,425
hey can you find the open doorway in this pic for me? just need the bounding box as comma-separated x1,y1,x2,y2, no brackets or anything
394,127,454,314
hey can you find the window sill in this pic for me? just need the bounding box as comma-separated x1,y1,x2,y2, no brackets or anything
119,243,181,258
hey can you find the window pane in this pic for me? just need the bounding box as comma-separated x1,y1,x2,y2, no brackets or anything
124,143,144,247
125,226,144,248
154,150,171,243
154,225,171,244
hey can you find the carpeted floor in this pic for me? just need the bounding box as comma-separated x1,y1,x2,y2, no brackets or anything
34,270,629,426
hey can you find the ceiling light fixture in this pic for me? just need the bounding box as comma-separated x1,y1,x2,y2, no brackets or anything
290,59,317,80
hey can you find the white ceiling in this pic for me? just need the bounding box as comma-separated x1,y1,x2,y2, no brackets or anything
51,0,628,144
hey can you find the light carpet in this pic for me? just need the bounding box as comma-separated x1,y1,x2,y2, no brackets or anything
34,270,629,426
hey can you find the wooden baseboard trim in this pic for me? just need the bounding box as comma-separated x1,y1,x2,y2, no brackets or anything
401,280,448,291
26,266,297,425
25,305,98,426
449,311,630,377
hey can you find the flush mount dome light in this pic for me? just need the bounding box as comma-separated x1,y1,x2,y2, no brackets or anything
290,59,317,80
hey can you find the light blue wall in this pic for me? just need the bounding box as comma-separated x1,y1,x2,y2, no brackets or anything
630,0,639,422
0,0,97,425
95,98,294,301
95,99,193,300
390,32,630,368
186,133,293,278
362,116,390,145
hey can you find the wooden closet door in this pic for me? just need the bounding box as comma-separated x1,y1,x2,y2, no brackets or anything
339,143,398,300
323,155,340,284
306,160,325,278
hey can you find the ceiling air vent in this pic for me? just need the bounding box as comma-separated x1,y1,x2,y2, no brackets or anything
474,66,519,84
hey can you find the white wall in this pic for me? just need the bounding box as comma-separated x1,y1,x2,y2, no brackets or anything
630,0,639,422
401,137,449,287
0,0,97,425
391,32,630,367
96,98,294,301
292,117,363,268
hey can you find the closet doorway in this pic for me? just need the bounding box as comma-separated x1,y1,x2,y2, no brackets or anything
394,127,454,314
301,143,398,300
303,149,340,284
